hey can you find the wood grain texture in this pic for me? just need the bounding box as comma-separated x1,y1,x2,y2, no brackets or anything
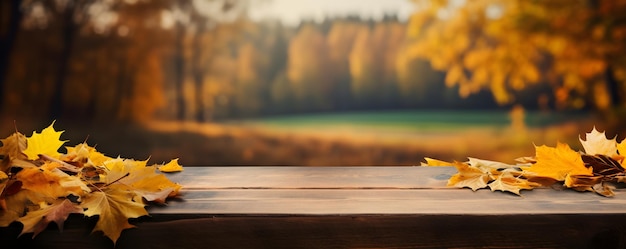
2,166,626,248
155,167,626,215
165,166,455,189
2,214,625,249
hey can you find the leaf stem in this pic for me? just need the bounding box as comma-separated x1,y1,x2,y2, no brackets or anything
104,172,130,187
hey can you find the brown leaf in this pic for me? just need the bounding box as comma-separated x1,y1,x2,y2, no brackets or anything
17,199,83,238
592,182,616,197
581,154,624,176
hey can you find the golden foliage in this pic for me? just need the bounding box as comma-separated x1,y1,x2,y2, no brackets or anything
406,0,626,108
0,122,183,243
423,126,626,197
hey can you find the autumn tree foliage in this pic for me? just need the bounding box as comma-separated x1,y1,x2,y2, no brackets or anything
405,0,626,111
7,0,621,123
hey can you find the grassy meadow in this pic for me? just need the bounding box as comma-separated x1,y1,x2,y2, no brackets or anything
1,110,599,166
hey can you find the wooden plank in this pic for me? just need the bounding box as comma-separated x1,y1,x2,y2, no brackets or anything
151,188,626,215
3,166,626,248
165,166,455,189
3,214,626,249
154,166,626,215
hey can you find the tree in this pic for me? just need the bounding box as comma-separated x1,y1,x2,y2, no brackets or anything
286,24,331,111
326,20,361,109
0,0,23,104
406,0,626,112
168,0,247,121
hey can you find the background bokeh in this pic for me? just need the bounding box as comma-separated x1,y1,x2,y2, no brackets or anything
1,0,624,166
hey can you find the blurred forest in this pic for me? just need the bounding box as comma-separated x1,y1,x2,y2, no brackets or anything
0,0,624,165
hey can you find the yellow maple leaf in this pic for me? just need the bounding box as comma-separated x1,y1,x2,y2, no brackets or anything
23,122,67,160
448,161,492,191
65,143,112,167
522,142,593,182
421,157,452,166
81,185,149,244
112,163,182,203
158,158,184,172
579,127,617,156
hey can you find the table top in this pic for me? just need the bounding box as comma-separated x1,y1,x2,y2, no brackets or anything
151,166,626,215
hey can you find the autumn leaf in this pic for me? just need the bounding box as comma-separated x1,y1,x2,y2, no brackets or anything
81,186,149,244
110,162,182,203
579,127,617,156
488,172,540,195
16,164,88,198
592,182,617,197
158,158,184,173
0,122,184,243
522,142,593,184
17,199,83,238
468,157,520,174
23,121,67,160
0,171,7,195
581,154,624,176
64,143,112,167
448,161,492,191
618,139,626,164
0,132,27,161
421,157,452,166
564,175,603,192
0,190,30,227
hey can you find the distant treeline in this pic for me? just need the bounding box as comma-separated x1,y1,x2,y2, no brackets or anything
0,1,555,122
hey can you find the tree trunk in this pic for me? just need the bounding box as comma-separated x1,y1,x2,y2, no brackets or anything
605,66,622,107
174,23,187,121
0,0,23,105
49,7,77,120
191,27,207,122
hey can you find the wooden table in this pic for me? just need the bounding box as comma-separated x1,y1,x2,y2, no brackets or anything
3,166,626,248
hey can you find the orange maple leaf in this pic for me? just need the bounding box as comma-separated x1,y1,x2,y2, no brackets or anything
522,142,593,184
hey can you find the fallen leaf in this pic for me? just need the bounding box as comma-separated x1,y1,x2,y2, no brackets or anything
522,142,593,182
564,175,602,190
421,157,452,166
468,157,519,174
22,122,67,160
581,154,624,176
488,172,539,195
0,122,184,243
0,132,27,162
65,143,111,167
81,185,149,244
17,199,83,238
579,127,617,156
592,182,616,197
158,158,184,173
448,161,491,191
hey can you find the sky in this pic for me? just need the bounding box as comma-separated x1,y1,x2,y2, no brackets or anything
248,0,416,26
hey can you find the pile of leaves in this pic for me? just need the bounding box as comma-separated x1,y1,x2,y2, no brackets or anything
0,122,184,243
423,127,626,197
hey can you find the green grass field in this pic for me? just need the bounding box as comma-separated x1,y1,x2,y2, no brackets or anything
230,110,591,133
